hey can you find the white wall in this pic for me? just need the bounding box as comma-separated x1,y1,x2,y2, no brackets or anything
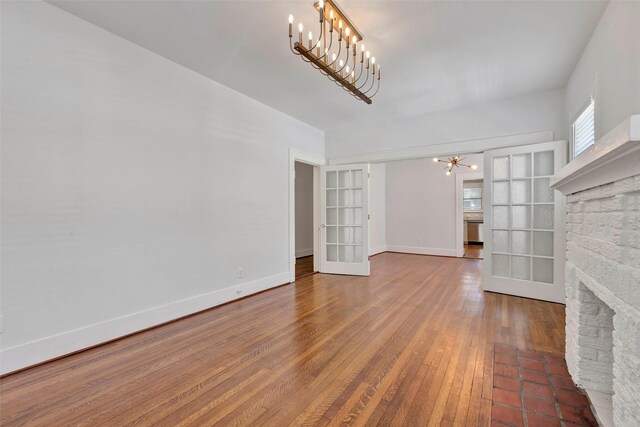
369,163,386,255
294,162,314,258
0,1,324,373
385,154,483,256
565,1,640,143
326,89,566,159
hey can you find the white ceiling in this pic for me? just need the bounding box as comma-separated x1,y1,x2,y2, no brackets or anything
49,0,607,132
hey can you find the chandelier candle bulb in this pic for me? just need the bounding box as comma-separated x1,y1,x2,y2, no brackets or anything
288,0,380,104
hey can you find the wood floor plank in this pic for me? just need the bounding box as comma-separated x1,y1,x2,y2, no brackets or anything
0,253,565,426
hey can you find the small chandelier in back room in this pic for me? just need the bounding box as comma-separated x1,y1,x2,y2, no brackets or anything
288,0,381,104
433,156,478,176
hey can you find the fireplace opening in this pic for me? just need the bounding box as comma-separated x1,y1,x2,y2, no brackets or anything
573,282,615,427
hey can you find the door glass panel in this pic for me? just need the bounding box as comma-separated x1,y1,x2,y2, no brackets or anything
352,208,363,225
493,254,510,278
534,151,554,176
493,230,509,253
493,206,509,229
352,227,363,244
338,245,350,262
511,180,531,204
352,245,363,262
533,205,554,230
533,231,554,257
327,245,337,262
338,208,351,225
338,227,350,244
352,189,363,207
511,206,531,229
326,208,337,225
512,154,531,178
326,226,337,243
511,231,531,254
493,181,510,204
534,178,553,203
326,171,337,188
511,256,531,280
352,170,363,187
338,171,350,188
533,258,554,283
326,190,337,207
493,156,510,180
338,190,350,206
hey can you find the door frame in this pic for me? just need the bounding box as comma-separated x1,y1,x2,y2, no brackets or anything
289,148,325,283
455,171,484,257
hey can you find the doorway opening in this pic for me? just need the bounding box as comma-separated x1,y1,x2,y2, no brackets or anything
462,178,484,259
455,164,484,259
294,161,316,280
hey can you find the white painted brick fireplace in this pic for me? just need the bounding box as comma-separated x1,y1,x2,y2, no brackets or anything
552,115,640,427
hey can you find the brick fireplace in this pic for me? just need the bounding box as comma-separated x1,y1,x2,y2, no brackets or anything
552,115,640,427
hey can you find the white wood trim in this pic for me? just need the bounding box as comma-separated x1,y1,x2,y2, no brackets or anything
455,172,484,258
289,149,325,283
386,245,457,257
0,271,290,375
295,248,314,258
369,245,387,256
551,115,640,195
328,131,554,165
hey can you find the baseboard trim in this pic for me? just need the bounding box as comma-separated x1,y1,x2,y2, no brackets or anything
295,248,314,258
369,245,387,256
385,245,457,258
0,272,290,376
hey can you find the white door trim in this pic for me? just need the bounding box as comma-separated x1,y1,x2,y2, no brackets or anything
455,171,484,257
289,149,325,283
329,131,554,165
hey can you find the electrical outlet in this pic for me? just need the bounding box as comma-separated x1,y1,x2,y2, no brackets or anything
237,267,244,279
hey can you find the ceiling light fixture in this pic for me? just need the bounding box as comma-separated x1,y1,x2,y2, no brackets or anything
288,0,380,104
433,156,478,176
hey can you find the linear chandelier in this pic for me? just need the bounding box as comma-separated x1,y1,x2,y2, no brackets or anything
288,0,380,104
433,156,478,176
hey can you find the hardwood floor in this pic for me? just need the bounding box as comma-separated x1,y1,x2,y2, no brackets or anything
0,253,565,426
463,244,484,259
295,255,315,279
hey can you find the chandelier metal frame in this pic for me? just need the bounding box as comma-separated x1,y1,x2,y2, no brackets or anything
288,0,380,104
433,156,478,176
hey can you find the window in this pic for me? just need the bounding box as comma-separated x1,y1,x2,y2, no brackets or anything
463,188,482,211
572,98,595,157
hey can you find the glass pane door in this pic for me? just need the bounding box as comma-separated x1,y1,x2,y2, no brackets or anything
484,141,566,303
321,164,370,276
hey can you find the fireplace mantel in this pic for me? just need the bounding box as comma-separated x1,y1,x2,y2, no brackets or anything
550,114,640,427
551,114,640,195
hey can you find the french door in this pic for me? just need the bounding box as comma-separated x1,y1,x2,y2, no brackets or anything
320,164,370,276
483,141,566,303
